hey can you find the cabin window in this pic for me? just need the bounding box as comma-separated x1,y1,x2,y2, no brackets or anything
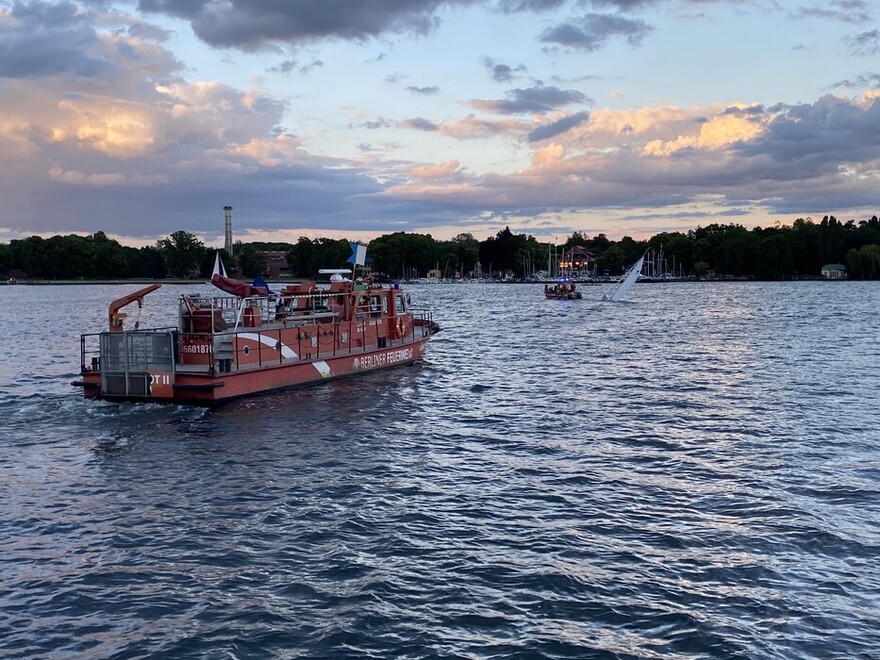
355,296,368,319
395,294,406,314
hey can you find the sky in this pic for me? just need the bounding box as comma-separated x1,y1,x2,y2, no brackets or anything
1,0,878,248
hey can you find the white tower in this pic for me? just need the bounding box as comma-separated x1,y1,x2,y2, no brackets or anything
223,206,233,255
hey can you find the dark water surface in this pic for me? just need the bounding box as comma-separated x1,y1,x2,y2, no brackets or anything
1,281,878,658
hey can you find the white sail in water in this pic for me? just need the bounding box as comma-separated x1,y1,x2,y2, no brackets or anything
602,254,645,302
212,251,228,278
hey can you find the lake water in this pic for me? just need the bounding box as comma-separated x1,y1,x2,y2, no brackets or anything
1,281,878,658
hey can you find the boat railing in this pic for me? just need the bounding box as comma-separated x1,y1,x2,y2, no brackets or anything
82,299,435,376
210,307,435,371
80,327,179,374
181,293,350,332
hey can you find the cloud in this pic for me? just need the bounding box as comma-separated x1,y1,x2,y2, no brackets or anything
481,56,527,82
642,112,765,156
830,72,880,89
540,13,653,52
406,85,440,95
380,94,880,225
267,58,324,75
588,0,658,9
497,0,567,11
438,115,530,140
133,0,588,51
400,117,439,131
360,118,393,129
792,0,872,25
0,6,364,237
530,142,565,169
846,29,880,56
733,94,880,169
0,1,117,78
49,164,169,186
0,2,183,83
136,0,456,50
528,111,590,141
3,2,880,243
410,160,461,180
471,84,590,114
127,21,172,43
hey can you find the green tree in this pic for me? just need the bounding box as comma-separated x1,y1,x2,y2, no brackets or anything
585,232,612,253
595,244,625,275
317,238,356,272
285,237,352,277
44,235,96,279
369,232,436,278
845,248,861,278
434,241,460,278
819,215,845,265
857,244,880,279
451,233,479,277
127,245,166,278
288,237,317,277
790,218,820,277
479,226,528,276
158,231,206,278
617,235,646,268
688,223,759,277
856,216,880,248
648,232,693,275
430,233,480,279
756,233,794,279
236,243,266,278
90,232,128,278
0,242,10,277
11,236,49,278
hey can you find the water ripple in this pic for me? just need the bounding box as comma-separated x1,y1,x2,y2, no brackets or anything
0,281,878,658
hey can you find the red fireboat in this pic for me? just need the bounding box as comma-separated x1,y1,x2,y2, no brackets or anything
73,269,440,405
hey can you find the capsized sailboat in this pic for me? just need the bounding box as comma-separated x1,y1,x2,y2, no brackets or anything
601,254,645,302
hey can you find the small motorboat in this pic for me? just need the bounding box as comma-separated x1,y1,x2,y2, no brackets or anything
544,281,582,300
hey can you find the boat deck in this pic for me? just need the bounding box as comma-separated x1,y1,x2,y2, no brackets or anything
79,312,435,378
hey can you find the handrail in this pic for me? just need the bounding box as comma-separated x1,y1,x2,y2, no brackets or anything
81,299,435,379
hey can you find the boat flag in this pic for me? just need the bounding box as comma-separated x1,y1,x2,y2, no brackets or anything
252,277,276,295
347,242,367,267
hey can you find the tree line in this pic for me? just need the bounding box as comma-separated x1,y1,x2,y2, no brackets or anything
2,215,880,281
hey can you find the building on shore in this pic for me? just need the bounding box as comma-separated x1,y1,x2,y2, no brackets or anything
821,263,846,279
